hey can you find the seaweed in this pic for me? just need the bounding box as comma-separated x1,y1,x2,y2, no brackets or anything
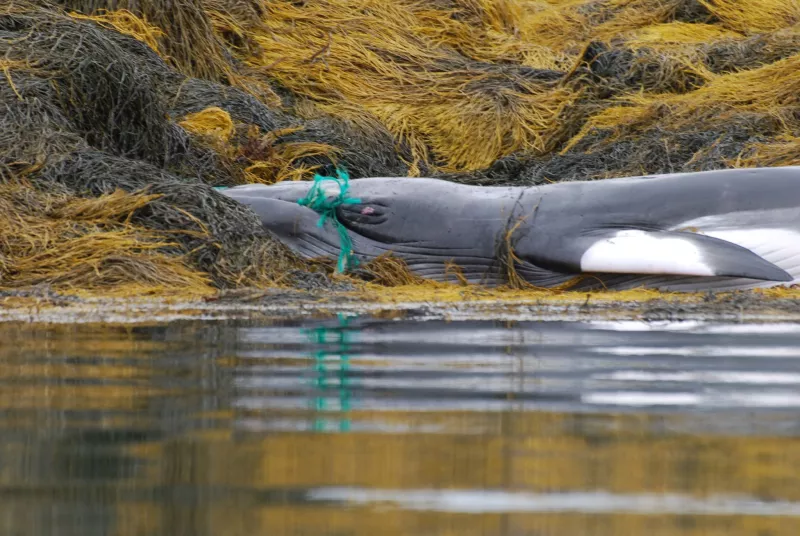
5,0,800,295
168,78,412,179
0,3,302,290
54,0,238,82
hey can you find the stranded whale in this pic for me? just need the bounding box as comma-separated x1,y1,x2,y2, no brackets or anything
221,166,800,291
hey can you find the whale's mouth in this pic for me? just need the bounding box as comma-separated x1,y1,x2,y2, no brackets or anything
220,191,347,264
239,197,504,284
277,206,346,262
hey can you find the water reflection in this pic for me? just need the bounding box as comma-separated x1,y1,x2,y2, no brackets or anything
304,313,354,432
0,319,799,535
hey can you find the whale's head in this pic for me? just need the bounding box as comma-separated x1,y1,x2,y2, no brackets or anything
221,187,350,263
221,179,508,284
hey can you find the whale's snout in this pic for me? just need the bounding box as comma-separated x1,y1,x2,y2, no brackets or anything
221,189,344,261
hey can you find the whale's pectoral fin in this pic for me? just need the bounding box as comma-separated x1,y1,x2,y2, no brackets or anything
535,229,793,281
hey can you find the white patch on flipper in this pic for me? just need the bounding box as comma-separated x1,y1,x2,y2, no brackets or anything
701,229,800,280
580,230,715,276
670,211,800,284
643,209,800,289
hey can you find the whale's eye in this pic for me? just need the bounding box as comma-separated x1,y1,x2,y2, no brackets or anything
337,200,389,227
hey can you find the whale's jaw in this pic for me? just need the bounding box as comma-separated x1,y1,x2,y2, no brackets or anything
284,235,507,285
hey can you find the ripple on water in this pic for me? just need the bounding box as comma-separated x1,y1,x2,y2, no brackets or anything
0,318,799,535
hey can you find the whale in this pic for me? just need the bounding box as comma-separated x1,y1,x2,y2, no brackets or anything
221,166,800,291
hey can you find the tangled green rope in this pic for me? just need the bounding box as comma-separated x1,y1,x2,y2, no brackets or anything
297,169,361,273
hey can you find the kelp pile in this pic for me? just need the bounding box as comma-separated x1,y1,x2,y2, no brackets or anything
3,0,800,295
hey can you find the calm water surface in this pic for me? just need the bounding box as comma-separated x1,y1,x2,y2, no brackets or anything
1,317,800,535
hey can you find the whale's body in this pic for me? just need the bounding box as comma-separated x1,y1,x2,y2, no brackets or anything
222,167,800,291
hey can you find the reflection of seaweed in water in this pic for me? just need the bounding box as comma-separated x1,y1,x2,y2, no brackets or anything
303,313,355,432
55,429,153,481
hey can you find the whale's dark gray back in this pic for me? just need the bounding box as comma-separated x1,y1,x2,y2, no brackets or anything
539,166,800,229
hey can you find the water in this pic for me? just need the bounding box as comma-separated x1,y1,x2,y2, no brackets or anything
1,317,799,535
